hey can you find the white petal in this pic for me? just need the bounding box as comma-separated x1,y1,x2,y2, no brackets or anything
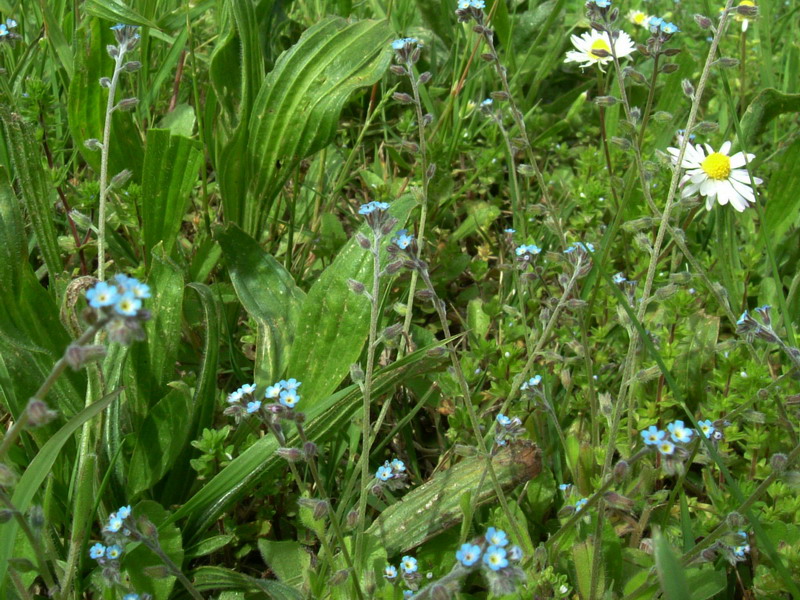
704,143,714,155
729,178,755,203
729,152,747,168
700,178,717,197
720,141,732,155
690,172,707,184
729,169,752,183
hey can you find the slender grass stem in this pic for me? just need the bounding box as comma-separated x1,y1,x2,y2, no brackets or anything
0,489,57,592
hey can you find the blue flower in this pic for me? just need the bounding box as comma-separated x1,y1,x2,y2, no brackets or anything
5,19,16,28
89,543,106,559
558,483,571,491
486,527,509,547
456,543,482,566
737,311,749,325
106,514,123,532
648,16,664,31
281,378,301,391
400,555,418,574
564,241,595,254
593,0,611,7
390,458,406,472
667,420,693,443
384,564,398,579
520,375,541,390
129,280,151,299
403,592,414,599
515,244,542,257
227,389,243,403
117,505,131,519
391,38,418,50
246,400,262,414
376,465,393,481
496,413,512,427
240,383,257,395
111,23,127,31
122,595,140,600
657,440,676,456
698,419,715,437
482,545,508,571
0,24,8,37
575,498,588,512
458,0,485,9
504,228,515,233
114,292,142,316
265,384,282,399
106,544,123,560
87,281,119,308
661,21,679,34
393,229,414,249
358,201,391,215
508,545,523,561
613,272,627,284
279,389,300,409
640,425,665,446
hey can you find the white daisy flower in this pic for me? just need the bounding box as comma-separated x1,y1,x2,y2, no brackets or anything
626,10,651,28
667,140,762,212
564,29,636,71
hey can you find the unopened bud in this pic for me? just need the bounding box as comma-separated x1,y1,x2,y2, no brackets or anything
115,97,139,111
427,346,447,357
382,323,404,339
426,163,437,180
735,4,758,17
107,45,119,58
0,510,13,523
381,216,399,236
393,92,414,104
303,441,318,459
692,121,719,134
489,90,510,101
110,169,133,189
276,447,303,462
593,95,619,107
350,363,364,383
28,505,45,529
389,65,406,76
84,138,103,151
0,463,17,488
480,52,495,62
694,14,712,29
346,509,359,529
682,78,695,99
329,569,350,586
123,61,142,72
348,279,366,296
401,140,419,153
660,63,679,74
726,511,744,529
700,548,717,562
415,288,435,301
26,399,58,427
613,460,629,482
662,47,682,57
770,453,788,474
423,113,434,126
652,111,673,123
65,343,107,370
713,57,740,69
611,136,631,150
418,72,432,85
99,77,112,88
384,261,405,275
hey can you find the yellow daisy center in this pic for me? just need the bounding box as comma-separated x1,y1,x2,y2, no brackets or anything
739,0,755,7
589,38,611,59
701,152,731,180
633,12,646,24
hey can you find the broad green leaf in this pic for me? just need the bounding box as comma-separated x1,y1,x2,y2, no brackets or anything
0,107,62,277
451,201,501,242
573,540,605,600
125,501,183,600
127,246,185,420
0,393,116,588
654,529,692,600
193,566,303,600
167,341,448,543
216,223,305,384
287,197,414,407
740,88,800,146
127,385,193,497
140,129,203,257
84,0,160,28
258,539,309,589
764,137,800,242
367,442,542,556
185,534,234,559
220,17,392,233
0,167,25,298
156,103,196,137
68,19,144,180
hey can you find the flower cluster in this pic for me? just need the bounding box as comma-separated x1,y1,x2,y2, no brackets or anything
647,16,680,35
0,17,18,42
374,457,409,492
455,0,485,23
495,413,525,447
515,244,542,258
224,378,302,422
89,506,133,583
641,420,696,456
110,23,141,51
358,201,398,234
667,139,762,212
520,374,542,391
390,37,422,65
385,526,525,597
358,200,390,215
85,275,151,345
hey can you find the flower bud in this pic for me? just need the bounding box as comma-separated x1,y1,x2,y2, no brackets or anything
28,505,45,529
115,97,139,111
123,61,142,72
736,4,758,17
65,343,108,370
389,65,406,76
107,45,119,58
480,52,495,62
350,363,365,383
99,77,112,88
613,460,629,482
329,569,350,586
694,14,712,29
26,399,58,427
418,72,432,85
137,516,158,540
770,453,788,474
392,92,414,104
346,509,359,529
0,510,13,523
84,138,103,151
276,447,303,462
110,169,133,189
0,463,18,488
303,441,318,459
726,512,744,529
426,163,437,180
382,323,403,340
489,90,510,101
593,95,619,107
347,278,366,295
660,63,679,74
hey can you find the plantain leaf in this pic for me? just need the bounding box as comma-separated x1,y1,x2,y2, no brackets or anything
367,442,542,556
140,129,203,258
219,16,392,233
216,223,305,384
286,196,414,407
763,137,800,243
68,19,144,180
84,0,160,28
258,539,309,589
127,384,193,497
193,566,303,600
654,528,692,600
0,107,62,277
167,342,448,544
740,88,800,146
0,167,25,298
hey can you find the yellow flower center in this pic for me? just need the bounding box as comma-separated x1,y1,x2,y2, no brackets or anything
739,0,755,7
633,12,646,24
701,152,731,180
589,38,611,59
